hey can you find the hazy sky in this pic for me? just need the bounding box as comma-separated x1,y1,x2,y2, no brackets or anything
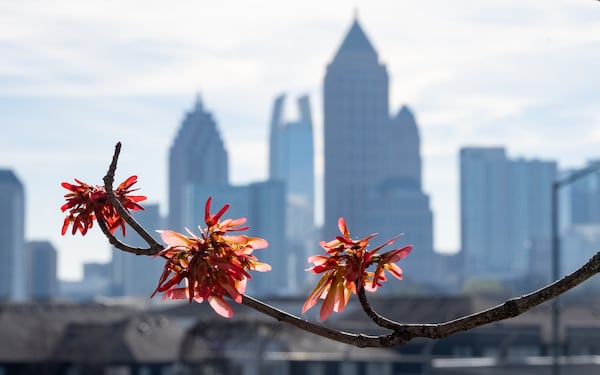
1,1,599,280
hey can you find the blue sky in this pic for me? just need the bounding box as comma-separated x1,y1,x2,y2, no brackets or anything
1,1,599,280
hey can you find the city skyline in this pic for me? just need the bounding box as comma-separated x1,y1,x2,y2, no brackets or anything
1,2,599,280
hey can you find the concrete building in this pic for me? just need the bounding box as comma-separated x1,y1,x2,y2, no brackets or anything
0,169,25,301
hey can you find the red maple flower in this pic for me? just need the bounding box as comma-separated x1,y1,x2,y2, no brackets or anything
302,217,412,320
61,175,146,236
152,197,270,318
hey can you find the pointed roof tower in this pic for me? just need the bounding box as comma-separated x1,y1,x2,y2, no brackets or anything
333,17,378,62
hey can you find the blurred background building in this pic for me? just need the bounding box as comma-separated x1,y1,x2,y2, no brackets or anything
0,169,26,301
168,96,229,232
460,147,557,291
560,160,600,291
26,240,58,301
268,93,316,293
323,19,436,289
111,203,164,298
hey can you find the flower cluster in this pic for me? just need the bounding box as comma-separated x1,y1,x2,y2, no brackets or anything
152,197,271,318
302,217,412,320
61,176,146,236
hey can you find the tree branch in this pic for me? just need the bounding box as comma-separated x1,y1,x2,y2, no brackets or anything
99,142,600,349
241,294,383,347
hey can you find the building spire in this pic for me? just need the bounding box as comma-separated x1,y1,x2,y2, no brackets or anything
333,16,377,61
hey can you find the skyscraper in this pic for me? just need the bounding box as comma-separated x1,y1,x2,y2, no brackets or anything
268,93,315,292
269,94,314,214
111,203,164,297
324,19,390,238
460,147,556,284
323,18,434,287
26,241,58,301
0,169,25,300
168,96,229,231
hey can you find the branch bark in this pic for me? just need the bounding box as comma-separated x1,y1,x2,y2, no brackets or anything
101,142,600,348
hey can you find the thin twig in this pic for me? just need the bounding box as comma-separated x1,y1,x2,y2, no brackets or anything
241,295,381,347
95,214,161,255
103,142,163,255
357,286,402,330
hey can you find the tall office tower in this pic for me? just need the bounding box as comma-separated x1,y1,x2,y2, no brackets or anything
460,148,556,284
268,94,315,293
169,96,229,231
111,203,164,297
26,241,58,301
323,19,434,288
324,18,390,238
184,182,287,296
0,169,25,301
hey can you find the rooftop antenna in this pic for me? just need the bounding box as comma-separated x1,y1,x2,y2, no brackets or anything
195,91,203,110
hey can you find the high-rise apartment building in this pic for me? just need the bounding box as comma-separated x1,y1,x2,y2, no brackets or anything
111,203,164,297
460,147,556,284
168,96,228,231
0,169,25,301
323,19,434,287
26,241,58,301
268,94,315,293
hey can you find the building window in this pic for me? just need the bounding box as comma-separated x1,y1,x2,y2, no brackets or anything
453,345,473,357
366,362,391,375
507,345,540,358
482,347,499,358
306,362,326,375
339,362,359,375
